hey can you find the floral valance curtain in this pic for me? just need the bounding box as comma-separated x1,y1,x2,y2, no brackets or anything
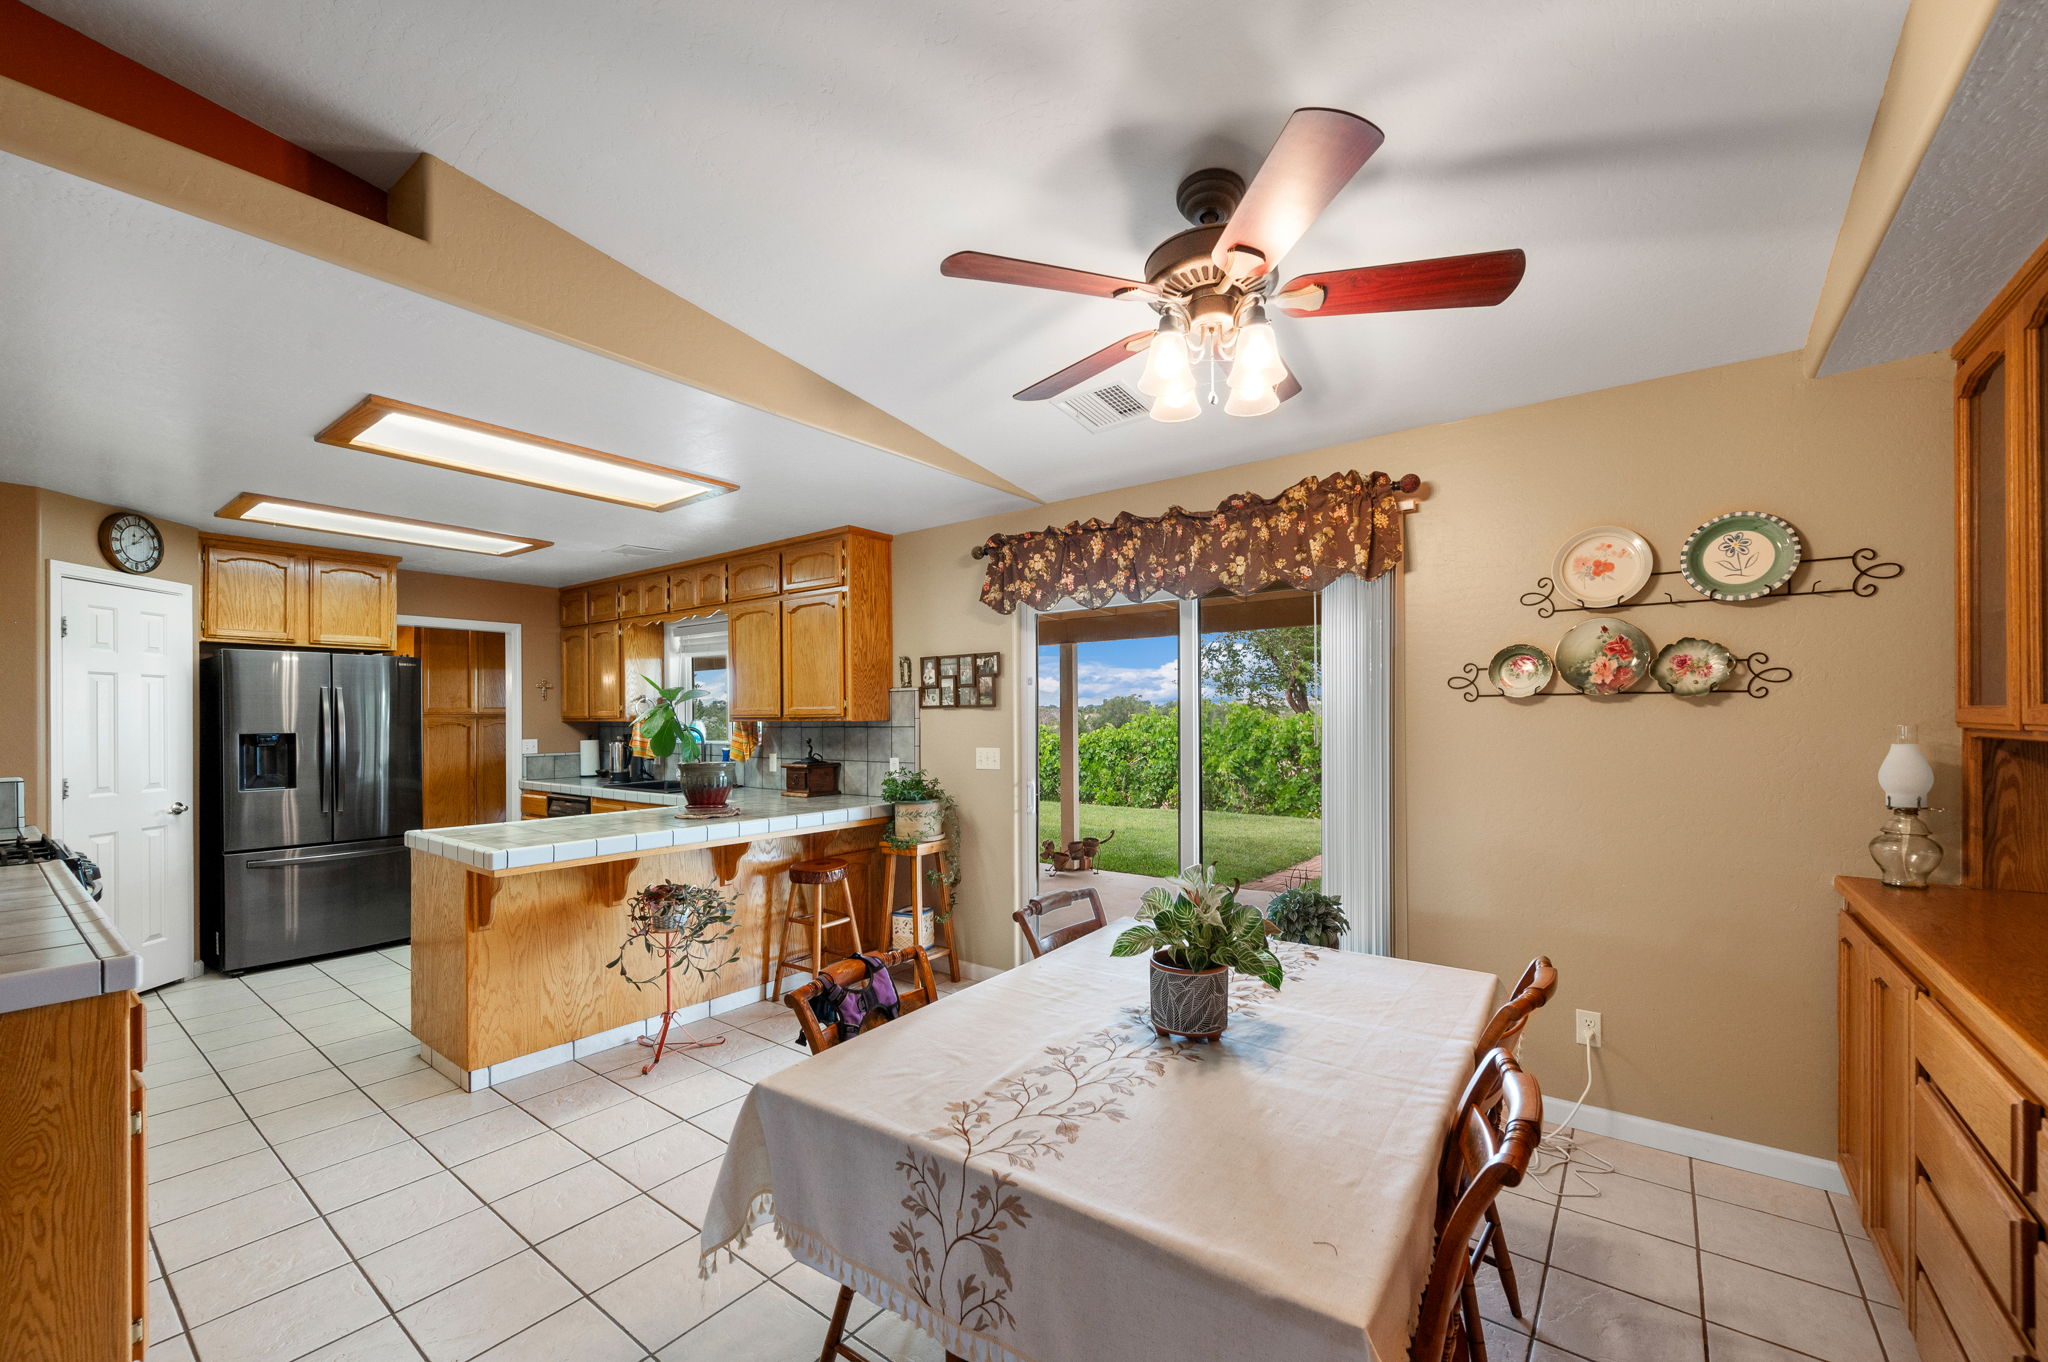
976,470,1407,614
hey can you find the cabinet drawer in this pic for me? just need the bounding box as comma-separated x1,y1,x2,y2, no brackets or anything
1914,995,2037,1186
1914,1178,2029,1362
519,792,547,819
1915,1079,2038,1322
588,797,661,813
1915,1271,1971,1362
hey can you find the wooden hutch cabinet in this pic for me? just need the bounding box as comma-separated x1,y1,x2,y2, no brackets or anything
558,527,891,723
1953,234,2048,892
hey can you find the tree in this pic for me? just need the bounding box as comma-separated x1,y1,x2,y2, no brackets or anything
1201,627,1318,713
1087,694,1155,731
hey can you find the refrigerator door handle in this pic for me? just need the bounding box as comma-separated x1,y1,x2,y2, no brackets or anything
243,846,407,868
333,685,348,815
317,686,333,814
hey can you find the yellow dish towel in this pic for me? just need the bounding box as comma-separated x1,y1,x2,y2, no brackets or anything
629,715,654,759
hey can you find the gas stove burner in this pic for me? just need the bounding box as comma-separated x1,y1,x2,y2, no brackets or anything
0,837,61,866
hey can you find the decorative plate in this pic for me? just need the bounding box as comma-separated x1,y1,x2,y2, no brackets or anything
1652,637,1735,696
1551,525,1655,606
1679,512,1802,601
1488,644,1554,698
1555,617,1654,696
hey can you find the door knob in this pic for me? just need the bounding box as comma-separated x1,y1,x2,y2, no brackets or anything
167,802,188,815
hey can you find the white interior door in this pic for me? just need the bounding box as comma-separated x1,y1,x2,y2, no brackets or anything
53,565,196,989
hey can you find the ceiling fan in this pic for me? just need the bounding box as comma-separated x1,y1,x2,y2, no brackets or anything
940,107,1526,422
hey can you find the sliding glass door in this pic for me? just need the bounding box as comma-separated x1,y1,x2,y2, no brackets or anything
1198,588,1322,893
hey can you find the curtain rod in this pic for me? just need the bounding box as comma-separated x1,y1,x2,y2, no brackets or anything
968,473,1427,559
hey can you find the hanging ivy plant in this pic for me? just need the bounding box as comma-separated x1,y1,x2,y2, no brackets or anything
606,879,740,988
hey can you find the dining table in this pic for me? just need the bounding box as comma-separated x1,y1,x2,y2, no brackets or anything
700,924,1500,1362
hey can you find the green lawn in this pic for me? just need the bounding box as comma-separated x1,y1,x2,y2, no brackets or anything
1037,802,1320,885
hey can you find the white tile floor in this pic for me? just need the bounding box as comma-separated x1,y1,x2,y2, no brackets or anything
139,947,1917,1362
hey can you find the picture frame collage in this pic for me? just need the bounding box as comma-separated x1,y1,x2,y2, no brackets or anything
919,652,1000,708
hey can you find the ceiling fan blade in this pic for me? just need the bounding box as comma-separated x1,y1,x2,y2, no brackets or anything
942,251,1151,299
1212,108,1384,275
1276,249,1527,317
1013,332,1154,401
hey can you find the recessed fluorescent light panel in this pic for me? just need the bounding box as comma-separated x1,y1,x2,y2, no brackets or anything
316,395,736,511
216,494,551,557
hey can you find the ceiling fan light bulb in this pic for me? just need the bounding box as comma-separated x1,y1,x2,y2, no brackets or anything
1150,387,1201,422
1224,384,1279,418
1230,318,1286,391
1138,324,1194,397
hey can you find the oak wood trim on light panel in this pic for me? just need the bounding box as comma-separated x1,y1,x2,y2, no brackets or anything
214,492,554,557
314,394,739,512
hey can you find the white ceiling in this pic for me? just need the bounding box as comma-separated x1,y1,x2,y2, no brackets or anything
1821,1,2048,375
24,0,1910,508
0,153,1028,584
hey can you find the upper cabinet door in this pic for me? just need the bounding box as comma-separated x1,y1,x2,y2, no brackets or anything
691,562,727,606
307,558,396,650
780,589,847,718
2025,296,2048,729
667,570,697,611
587,623,625,719
1956,341,2020,728
420,628,477,714
728,598,782,717
202,541,302,643
587,584,622,622
726,550,781,601
559,589,588,627
628,574,668,617
781,536,847,593
561,626,589,720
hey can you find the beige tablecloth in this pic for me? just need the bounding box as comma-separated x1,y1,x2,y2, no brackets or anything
701,928,1496,1362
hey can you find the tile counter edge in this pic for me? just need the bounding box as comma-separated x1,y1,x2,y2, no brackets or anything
406,793,895,874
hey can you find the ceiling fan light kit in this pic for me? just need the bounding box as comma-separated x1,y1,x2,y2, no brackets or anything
941,106,1528,425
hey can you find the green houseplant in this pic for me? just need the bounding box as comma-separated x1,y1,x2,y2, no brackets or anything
1265,885,1348,948
880,767,960,925
1112,865,1283,1040
638,677,736,807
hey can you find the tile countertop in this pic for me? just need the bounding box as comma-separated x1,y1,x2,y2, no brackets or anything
407,787,894,875
0,833,142,1015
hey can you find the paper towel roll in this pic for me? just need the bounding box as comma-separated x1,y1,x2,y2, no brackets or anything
578,739,600,776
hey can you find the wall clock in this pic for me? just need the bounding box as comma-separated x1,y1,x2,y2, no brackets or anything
99,511,165,574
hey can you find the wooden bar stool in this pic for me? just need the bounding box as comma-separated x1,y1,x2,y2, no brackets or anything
765,858,863,1001
880,839,960,983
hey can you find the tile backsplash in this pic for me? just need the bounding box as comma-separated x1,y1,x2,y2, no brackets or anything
530,689,919,797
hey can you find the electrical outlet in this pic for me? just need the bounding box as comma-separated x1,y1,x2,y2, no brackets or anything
518,739,538,755
888,756,902,773
975,747,1000,770
767,753,779,773
1575,1009,1603,1048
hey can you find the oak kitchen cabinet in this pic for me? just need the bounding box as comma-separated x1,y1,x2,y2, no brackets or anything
200,535,399,650
416,629,507,828
1952,231,2048,892
558,527,892,723
1836,877,2045,1362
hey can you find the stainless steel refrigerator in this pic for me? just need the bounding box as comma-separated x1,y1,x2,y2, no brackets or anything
201,648,422,971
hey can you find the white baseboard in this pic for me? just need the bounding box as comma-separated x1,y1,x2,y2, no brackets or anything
955,960,1008,983
1564,1103,1848,1195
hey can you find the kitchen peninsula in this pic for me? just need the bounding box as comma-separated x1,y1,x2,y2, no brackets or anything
404,790,891,1089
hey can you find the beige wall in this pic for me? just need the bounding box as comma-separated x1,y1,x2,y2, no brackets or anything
890,349,1956,1158
396,570,577,751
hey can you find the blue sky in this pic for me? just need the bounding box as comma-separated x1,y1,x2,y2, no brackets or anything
1038,637,1180,704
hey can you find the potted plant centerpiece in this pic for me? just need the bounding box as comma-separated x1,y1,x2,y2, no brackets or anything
637,676,735,809
1112,865,1284,1040
1265,885,1348,948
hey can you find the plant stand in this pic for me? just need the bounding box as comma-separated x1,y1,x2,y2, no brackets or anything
881,839,960,982
635,928,726,1073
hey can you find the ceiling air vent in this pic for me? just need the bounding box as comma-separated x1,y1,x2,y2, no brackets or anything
1054,383,1148,432
609,543,671,557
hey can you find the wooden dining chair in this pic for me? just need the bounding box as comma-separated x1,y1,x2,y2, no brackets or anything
1414,1048,1543,1362
1012,886,1107,959
1475,956,1558,1057
782,946,940,1056
1464,955,1556,1318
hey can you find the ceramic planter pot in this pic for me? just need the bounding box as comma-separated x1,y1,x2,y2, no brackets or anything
677,761,736,808
1149,951,1229,1040
890,907,936,949
893,800,942,843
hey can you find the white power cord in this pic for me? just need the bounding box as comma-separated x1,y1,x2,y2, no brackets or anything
1527,1037,1614,1200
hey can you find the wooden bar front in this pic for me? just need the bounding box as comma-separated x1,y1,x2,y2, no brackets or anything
411,820,888,1073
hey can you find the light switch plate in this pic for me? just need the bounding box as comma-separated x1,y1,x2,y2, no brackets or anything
519,739,538,755
975,748,1000,769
